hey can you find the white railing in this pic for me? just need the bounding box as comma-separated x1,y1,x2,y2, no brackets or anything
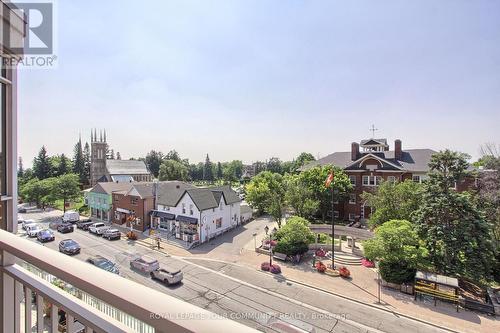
0,229,256,333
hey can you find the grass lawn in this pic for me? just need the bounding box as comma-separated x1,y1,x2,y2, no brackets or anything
54,196,89,216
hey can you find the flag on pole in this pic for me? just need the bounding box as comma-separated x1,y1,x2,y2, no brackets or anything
325,171,334,187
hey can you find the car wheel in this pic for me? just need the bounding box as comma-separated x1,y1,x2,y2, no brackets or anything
150,272,155,279
163,279,170,285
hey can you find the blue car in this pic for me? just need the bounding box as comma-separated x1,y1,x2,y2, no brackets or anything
37,229,55,243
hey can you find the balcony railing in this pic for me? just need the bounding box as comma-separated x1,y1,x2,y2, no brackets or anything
0,229,256,333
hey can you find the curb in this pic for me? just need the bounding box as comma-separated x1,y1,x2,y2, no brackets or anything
183,257,463,333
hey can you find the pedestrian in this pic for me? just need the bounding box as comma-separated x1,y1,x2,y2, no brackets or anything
156,237,161,250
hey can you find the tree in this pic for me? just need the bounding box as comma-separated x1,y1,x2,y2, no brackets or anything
72,139,85,184
223,160,244,182
253,161,266,175
165,150,181,162
20,177,51,208
216,162,223,180
56,154,71,176
285,174,319,219
414,150,494,280
145,150,164,178
116,151,121,160
53,174,81,212
33,146,52,180
158,159,188,181
203,154,214,182
245,171,285,225
266,157,282,174
274,216,315,256
361,180,422,228
108,149,115,159
299,166,352,221
18,157,24,178
295,152,315,170
83,142,91,185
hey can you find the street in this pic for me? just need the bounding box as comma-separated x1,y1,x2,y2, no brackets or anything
18,210,451,333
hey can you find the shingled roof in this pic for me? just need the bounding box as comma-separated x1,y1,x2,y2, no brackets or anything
90,182,133,195
106,159,150,175
156,181,196,206
301,149,436,172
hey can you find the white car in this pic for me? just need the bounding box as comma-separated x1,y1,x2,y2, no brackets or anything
88,222,110,235
150,267,183,285
130,256,160,273
22,219,36,230
62,210,80,223
26,224,42,237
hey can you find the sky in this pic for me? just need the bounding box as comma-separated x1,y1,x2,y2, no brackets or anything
18,0,500,166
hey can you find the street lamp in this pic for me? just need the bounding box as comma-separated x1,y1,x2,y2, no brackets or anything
375,260,381,304
264,226,273,266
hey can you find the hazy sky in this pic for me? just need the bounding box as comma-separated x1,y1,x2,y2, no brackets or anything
18,0,500,166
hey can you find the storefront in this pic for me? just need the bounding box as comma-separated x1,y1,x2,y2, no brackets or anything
150,210,176,234
175,215,199,243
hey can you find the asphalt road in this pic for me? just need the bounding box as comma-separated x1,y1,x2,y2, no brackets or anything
17,210,451,333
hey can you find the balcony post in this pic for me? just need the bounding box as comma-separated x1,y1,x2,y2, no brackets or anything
1,250,17,333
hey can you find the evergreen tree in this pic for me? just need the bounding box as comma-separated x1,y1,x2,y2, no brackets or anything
18,156,24,178
83,142,91,185
145,150,164,178
415,150,494,280
72,138,85,184
109,149,115,159
116,151,121,160
33,146,52,180
57,153,70,176
216,162,223,180
203,154,214,182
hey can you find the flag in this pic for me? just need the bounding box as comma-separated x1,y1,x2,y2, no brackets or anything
325,171,334,187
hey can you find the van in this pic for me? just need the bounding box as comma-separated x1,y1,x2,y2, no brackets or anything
62,211,80,223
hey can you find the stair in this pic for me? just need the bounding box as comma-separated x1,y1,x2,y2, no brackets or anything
327,252,362,266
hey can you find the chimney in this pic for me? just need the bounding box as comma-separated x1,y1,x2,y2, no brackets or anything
351,142,359,160
394,139,402,160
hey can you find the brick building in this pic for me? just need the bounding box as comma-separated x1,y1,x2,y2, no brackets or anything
111,183,155,232
302,138,437,223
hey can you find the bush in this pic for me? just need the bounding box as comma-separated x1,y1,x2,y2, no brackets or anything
315,248,327,257
379,260,416,284
270,264,281,274
261,262,270,271
274,240,309,256
361,258,375,268
315,261,327,273
126,231,138,240
339,266,350,278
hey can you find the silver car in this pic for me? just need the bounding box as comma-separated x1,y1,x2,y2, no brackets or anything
130,256,159,273
150,267,183,285
102,228,121,240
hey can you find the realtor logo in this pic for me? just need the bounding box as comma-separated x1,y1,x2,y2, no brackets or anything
12,2,53,54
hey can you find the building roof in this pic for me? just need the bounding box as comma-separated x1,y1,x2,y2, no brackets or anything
110,175,134,183
209,185,241,205
185,188,220,211
360,138,388,146
301,149,437,173
156,181,196,206
106,159,150,175
127,182,156,199
90,182,134,195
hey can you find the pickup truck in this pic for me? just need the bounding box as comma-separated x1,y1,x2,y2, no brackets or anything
88,222,110,235
76,220,94,230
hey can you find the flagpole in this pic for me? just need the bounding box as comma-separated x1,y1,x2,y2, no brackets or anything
331,185,335,269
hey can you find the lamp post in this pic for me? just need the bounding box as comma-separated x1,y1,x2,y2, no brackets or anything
252,232,257,249
375,260,381,304
264,226,272,266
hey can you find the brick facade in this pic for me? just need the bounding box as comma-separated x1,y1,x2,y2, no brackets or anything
112,192,154,232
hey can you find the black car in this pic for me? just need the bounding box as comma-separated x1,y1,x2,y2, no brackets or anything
58,239,81,255
37,229,55,243
86,255,119,274
57,223,74,233
76,220,94,230
18,207,27,213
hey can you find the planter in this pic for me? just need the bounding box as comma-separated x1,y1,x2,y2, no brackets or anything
126,231,138,240
315,261,327,273
270,264,281,274
361,258,375,268
339,266,350,278
325,268,340,277
261,262,270,271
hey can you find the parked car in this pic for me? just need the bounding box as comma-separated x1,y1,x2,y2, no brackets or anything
58,239,81,255
130,256,160,273
37,229,55,243
57,223,74,234
18,206,27,213
102,228,121,240
88,222,109,235
150,267,183,285
86,255,119,274
76,220,94,230
62,210,80,223
26,224,43,238
22,219,36,230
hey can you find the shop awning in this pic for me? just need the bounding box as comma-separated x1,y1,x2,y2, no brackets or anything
176,215,198,224
150,210,175,220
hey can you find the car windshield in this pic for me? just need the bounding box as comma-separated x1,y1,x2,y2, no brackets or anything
96,259,115,270
39,230,51,236
64,240,78,247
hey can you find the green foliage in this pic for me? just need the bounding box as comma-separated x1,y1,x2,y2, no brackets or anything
204,154,214,181
363,220,427,264
361,180,422,228
415,150,494,280
83,142,91,185
222,160,243,182
72,139,86,184
266,157,283,174
285,174,319,219
245,171,285,224
274,217,314,255
158,159,188,181
298,166,352,221
33,146,52,180
20,174,81,210
379,261,416,284
145,150,164,178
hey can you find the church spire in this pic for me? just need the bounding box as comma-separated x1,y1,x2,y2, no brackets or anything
103,129,106,142
99,129,103,142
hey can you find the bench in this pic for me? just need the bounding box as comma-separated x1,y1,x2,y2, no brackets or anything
273,252,287,261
